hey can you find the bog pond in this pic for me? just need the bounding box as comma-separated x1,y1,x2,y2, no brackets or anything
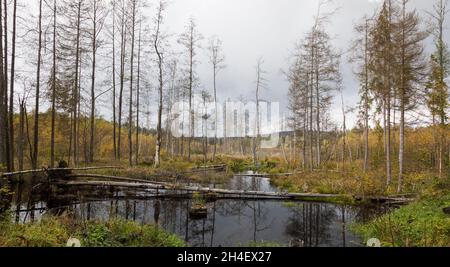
2,173,390,247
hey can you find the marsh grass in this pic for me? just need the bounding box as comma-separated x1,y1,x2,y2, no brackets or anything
352,180,450,247
0,213,185,247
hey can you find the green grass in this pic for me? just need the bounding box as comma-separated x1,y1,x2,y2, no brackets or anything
352,180,450,247
0,214,185,247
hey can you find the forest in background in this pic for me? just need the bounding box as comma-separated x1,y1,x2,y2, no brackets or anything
0,0,448,248
0,0,447,194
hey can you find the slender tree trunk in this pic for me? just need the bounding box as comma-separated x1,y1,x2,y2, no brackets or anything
9,0,17,171
398,105,405,193
302,109,307,170
0,0,4,167
386,98,392,187
118,1,126,162
4,0,11,172
72,1,82,167
33,0,43,169
398,3,406,193
154,54,163,167
213,66,218,161
363,19,370,173
315,52,321,168
135,21,141,166
18,101,24,171
309,71,314,171
341,93,347,172
112,2,117,160
386,0,393,188
50,0,57,168
154,3,164,167
76,49,82,166
188,39,193,162
128,0,136,167
437,0,447,179
89,0,98,164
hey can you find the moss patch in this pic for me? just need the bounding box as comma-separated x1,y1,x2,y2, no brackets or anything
0,215,185,247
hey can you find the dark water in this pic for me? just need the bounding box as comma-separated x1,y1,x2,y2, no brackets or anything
2,174,387,247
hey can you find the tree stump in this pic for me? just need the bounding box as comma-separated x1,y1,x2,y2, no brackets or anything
48,160,72,182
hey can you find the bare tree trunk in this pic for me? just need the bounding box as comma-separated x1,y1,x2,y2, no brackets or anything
0,0,4,167
135,20,141,166
309,71,314,171
302,109,307,170
72,1,82,167
89,0,98,164
188,45,193,162
118,0,127,162
386,98,392,187
18,100,24,171
363,19,370,173
253,59,264,166
386,0,393,188
398,3,406,193
128,0,136,167
341,93,347,172
9,0,17,171
154,1,166,167
208,38,225,161
315,55,321,168
76,49,82,166
112,1,117,161
4,0,11,172
50,0,57,168
32,0,43,169
213,67,218,161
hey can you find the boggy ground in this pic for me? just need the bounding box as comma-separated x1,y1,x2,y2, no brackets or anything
1,155,449,247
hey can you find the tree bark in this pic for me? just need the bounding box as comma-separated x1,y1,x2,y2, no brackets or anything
9,0,17,171
32,0,43,169
128,0,136,167
135,20,141,166
89,0,98,164
50,0,57,168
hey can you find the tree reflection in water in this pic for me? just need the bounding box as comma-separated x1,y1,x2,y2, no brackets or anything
1,174,386,247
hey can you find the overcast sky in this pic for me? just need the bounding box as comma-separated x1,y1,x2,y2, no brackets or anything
150,0,448,129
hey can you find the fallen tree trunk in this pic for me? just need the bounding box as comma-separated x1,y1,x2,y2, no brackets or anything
65,174,168,185
1,166,123,178
354,195,416,204
56,180,342,201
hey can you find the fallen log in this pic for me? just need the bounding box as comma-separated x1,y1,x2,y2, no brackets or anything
56,180,341,201
65,174,168,185
1,169,46,177
354,195,415,204
1,166,123,178
52,166,123,172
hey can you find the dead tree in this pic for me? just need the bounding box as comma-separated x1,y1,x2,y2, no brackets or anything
88,0,108,164
207,36,225,161
128,0,138,166
32,0,43,169
178,17,203,162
